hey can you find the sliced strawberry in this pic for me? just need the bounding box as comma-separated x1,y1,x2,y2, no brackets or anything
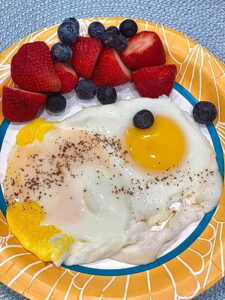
91,48,131,87
11,41,61,92
2,86,47,122
55,62,79,94
71,37,103,78
132,65,177,98
120,31,166,69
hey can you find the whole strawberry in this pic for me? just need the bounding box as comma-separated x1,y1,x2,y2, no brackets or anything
11,41,61,92
2,86,47,122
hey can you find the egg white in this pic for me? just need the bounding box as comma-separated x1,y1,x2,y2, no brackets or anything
3,96,222,265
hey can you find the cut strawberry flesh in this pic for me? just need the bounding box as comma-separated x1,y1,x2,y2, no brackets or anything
120,31,166,69
91,48,131,87
115,51,131,78
126,35,154,54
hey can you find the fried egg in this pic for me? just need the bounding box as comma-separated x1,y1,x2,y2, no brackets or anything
4,96,222,265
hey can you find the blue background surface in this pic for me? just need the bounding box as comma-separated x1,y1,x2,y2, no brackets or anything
0,0,225,299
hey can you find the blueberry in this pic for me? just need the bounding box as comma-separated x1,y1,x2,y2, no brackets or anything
133,110,154,129
75,79,97,100
63,17,80,31
119,19,138,38
193,101,217,124
114,34,128,51
46,94,66,113
105,26,120,35
101,31,117,48
51,43,72,62
97,86,117,104
88,22,105,39
58,22,79,44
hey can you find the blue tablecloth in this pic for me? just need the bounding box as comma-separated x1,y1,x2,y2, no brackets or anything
0,0,224,299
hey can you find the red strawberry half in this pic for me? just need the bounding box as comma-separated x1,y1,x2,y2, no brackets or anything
91,48,131,87
55,62,79,94
2,86,47,122
120,31,166,69
11,41,61,93
132,64,177,98
71,37,103,78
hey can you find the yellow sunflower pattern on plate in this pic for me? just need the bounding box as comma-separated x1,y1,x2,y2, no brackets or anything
0,17,225,300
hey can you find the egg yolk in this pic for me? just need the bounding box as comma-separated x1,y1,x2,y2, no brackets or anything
16,118,55,146
126,116,186,171
6,200,74,262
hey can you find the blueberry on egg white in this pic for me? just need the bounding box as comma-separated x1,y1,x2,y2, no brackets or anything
193,101,217,124
133,110,154,129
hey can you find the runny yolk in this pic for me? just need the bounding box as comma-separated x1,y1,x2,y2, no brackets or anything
125,116,186,171
16,118,55,146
